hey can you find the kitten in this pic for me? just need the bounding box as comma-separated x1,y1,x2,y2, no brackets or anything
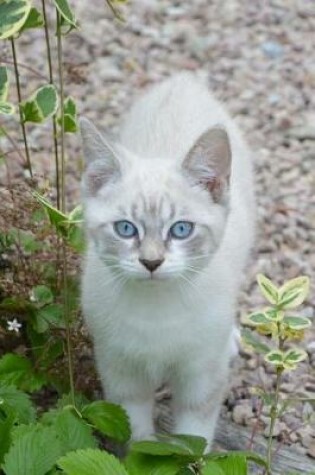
80,73,255,448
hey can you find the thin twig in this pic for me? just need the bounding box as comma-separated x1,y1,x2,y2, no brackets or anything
265,328,285,475
247,398,264,451
56,14,66,214
56,10,75,406
41,0,60,209
0,58,48,81
10,38,33,178
0,126,26,164
104,0,125,22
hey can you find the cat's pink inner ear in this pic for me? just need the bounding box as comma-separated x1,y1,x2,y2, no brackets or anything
183,127,231,202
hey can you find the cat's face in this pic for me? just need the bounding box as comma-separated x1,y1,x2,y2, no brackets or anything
81,119,231,282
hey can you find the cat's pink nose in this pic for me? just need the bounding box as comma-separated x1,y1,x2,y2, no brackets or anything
139,258,164,272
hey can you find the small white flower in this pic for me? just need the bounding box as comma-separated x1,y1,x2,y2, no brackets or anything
29,291,36,302
7,318,22,333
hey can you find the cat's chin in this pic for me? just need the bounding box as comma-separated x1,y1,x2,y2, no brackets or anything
129,272,176,283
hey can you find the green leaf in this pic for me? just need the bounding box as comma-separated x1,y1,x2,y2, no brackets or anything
82,401,131,443
283,315,312,330
53,408,97,454
0,66,9,101
0,405,15,465
58,96,78,133
0,354,32,387
283,349,307,366
278,276,310,309
57,448,129,475
264,350,284,366
68,204,83,222
130,435,199,457
241,328,270,354
124,452,182,475
201,461,225,475
54,0,77,28
247,312,270,325
214,454,247,475
265,308,283,322
257,274,279,305
36,303,65,332
57,392,90,412
206,450,267,469
0,0,31,40
0,101,15,115
0,384,36,424
33,191,68,234
19,7,44,33
21,84,58,123
67,225,85,252
32,284,54,306
0,353,47,392
3,425,62,475
157,434,207,456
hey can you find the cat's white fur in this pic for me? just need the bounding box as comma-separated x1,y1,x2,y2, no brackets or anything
81,73,255,447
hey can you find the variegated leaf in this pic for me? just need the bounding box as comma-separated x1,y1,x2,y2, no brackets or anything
0,0,31,39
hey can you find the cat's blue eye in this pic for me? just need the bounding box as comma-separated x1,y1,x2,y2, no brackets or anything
114,220,138,238
169,221,194,240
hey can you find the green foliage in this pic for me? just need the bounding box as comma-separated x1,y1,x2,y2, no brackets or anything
19,7,44,33
50,407,98,452
0,405,15,465
0,0,31,40
130,434,206,457
243,274,312,473
82,401,131,443
0,384,36,424
58,448,129,475
3,424,62,475
58,96,78,133
0,66,15,115
20,84,59,123
54,0,78,32
33,191,85,252
0,353,47,392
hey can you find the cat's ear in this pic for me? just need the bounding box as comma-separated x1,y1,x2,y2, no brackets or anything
183,127,231,203
80,117,121,196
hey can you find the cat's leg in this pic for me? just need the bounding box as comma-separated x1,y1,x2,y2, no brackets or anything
95,353,155,441
171,356,230,449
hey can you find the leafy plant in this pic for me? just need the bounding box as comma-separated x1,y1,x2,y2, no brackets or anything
242,274,312,474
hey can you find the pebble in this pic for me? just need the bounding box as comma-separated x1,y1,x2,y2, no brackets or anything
261,40,284,59
287,126,315,141
263,420,287,438
307,442,315,459
232,404,254,425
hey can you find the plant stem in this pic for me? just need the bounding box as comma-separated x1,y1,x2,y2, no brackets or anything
104,0,125,21
56,11,75,405
56,13,66,214
266,324,285,475
10,38,33,178
41,0,61,210
266,367,282,474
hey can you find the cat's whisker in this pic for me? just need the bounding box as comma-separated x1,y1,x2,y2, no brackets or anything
178,272,202,296
186,254,213,261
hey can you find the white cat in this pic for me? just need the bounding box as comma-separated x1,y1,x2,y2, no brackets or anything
80,73,255,448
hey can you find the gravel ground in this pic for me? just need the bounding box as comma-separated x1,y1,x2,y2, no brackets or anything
1,0,315,463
